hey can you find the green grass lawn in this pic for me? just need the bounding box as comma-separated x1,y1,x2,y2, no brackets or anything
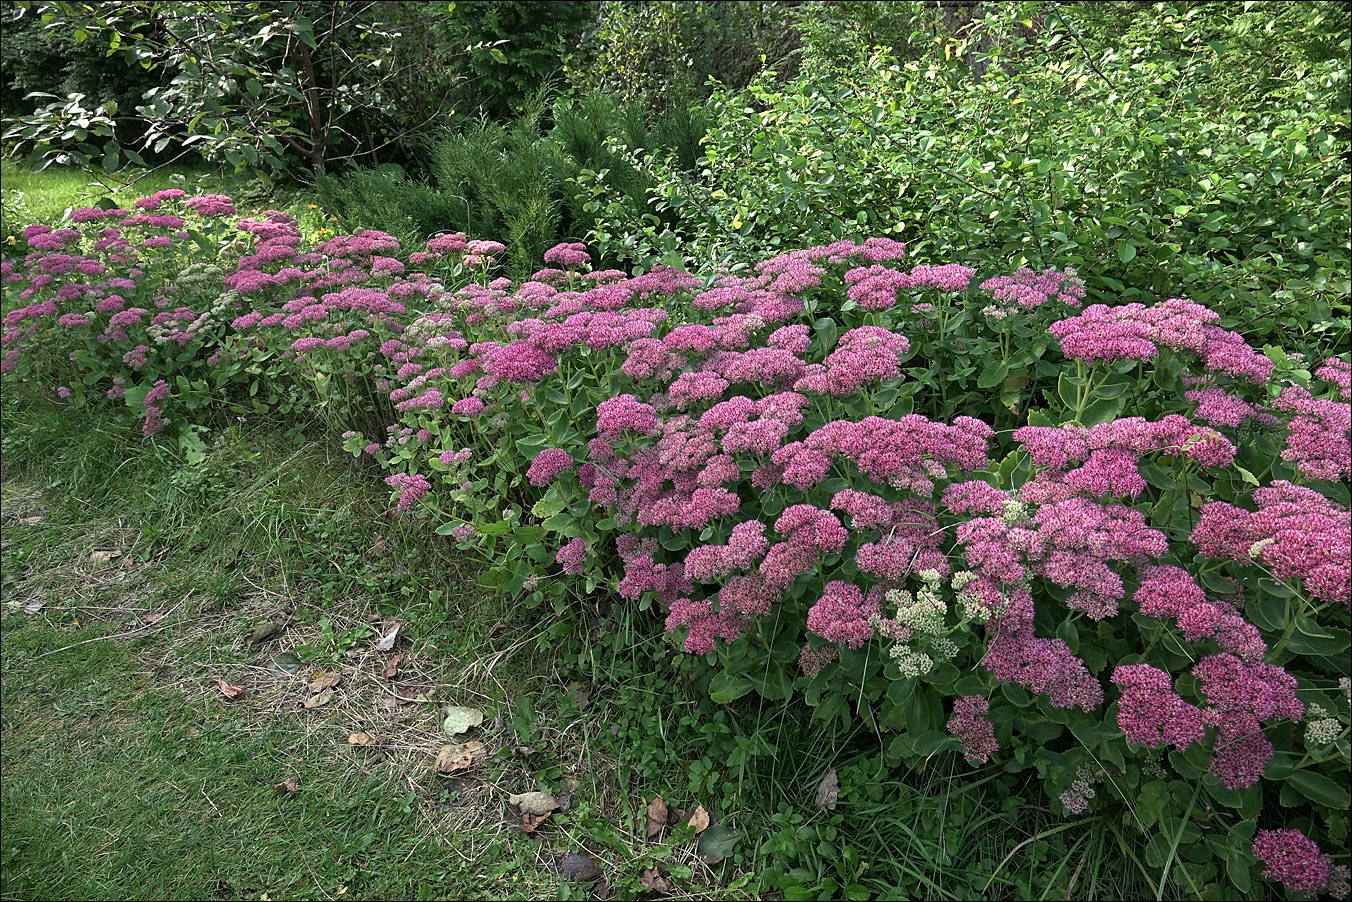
1,159,306,231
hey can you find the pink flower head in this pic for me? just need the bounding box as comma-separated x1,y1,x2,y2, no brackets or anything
543,241,591,268
805,581,878,649
556,537,587,575
947,696,999,764
1110,663,1205,750
1251,829,1332,895
527,448,575,486
384,473,431,512
596,394,659,439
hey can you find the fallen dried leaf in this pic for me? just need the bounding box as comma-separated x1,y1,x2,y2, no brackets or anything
435,740,488,773
22,599,46,615
519,811,550,834
594,880,613,901
217,678,243,699
304,687,334,708
382,652,404,679
375,622,401,651
272,780,300,792
645,796,669,840
686,804,710,834
640,868,674,894
89,549,121,567
442,705,484,737
569,682,591,711
560,852,601,882
308,672,342,694
19,515,43,526
348,731,376,746
508,792,560,816
141,611,168,625
814,769,840,810
248,619,286,645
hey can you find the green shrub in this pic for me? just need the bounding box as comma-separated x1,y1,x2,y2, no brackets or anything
315,167,462,252
439,0,594,121
6,188,1350,900
610,3,1350,354
318,93,709,274
565,1,800,112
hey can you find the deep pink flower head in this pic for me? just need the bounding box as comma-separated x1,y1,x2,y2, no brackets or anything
1251,829,1332,895
1110,663,1205,750
384,473,431,512
805,581,878,649
1272,383,1351,481
596,394,659,439
1192,482,1350,608
527,448,575,486
946,696,999,764
543,241,591,268
556,537,587,575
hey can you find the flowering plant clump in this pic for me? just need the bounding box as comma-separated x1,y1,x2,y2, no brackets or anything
4,198,1349,897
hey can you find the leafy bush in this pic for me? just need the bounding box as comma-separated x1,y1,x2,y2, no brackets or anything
601,3,1350,355
5,1,475,178
565,1,801,112
4,189,1350,899
439,0,594,121
317,93,709,275
0,5,160,148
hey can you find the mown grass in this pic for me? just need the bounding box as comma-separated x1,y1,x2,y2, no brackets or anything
1,159,309,232
0,405,562,900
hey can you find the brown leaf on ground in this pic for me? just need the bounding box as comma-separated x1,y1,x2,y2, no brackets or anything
686,805,710,834
814,769,840,810
248,619,286,645
21,599,46,615
519,811,550,834
389,679,430,705
89,549,121,567
141,611,168,625
272,780,300,792
569,682,591,710
308,672,342,694
640,868,674,894
382,652,404,679
559,852,601,882
19,515,44,526
594,880,614,901
508,792,560,816
304,687,334,708
217,678,243,699
348,731,376,746
645,796,669,840
435,740,488,773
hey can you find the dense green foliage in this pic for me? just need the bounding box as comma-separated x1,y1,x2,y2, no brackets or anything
441,0,593,121
317,93,708,275
565,1,803,112
3,3,1350,900
599,2,1350,354
4,1,473,177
